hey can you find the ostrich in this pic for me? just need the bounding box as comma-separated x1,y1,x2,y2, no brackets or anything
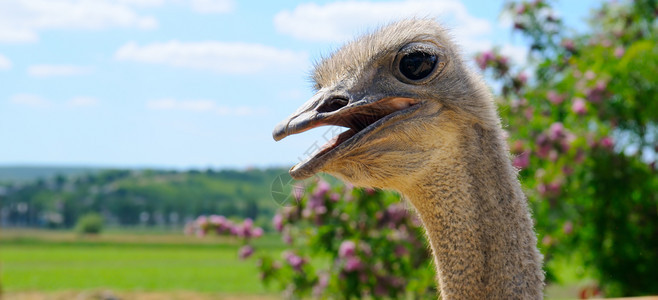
272,19,544,299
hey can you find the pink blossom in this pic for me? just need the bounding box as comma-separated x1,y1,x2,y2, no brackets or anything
292,184,304,201
394,245,408,257
476,51,495,70
209,215,225,225
517,72,528,84
535,168,546,180
359,242,372,256
511,99,522,110
547,180,562,193
231,219,257,238
329,192,341,202
231,225,242,237
239,245,254,259
339,240,356,258
547,91,564,104
563,221,573,234
600,137,614,149
542,235,553,246
561,133,575,152
314,180,330,197
586,80,607,102
524,107,534,120
516,3,527,14
195,216,208,226
535,134,551,158
243,218,253,230
584,70,596,80
285,252,305,271
385,204,407,226
571,97,587,115
562,166,574,175
482,50,495,62
272,214,284,232
548,122,565,141
252,227,264,238
513,151,530,169
344,256,362,272
313,272,329,297
614,46,625,58
375,282,388,296
314,206,327,214
475,56,487,70
548,149,559,162
536,145,551,159
561,39,575,52
282,230,293,244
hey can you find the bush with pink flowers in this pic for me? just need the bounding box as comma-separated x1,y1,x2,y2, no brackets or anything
258,181,436,298
185,215,264,259
479,0,658,297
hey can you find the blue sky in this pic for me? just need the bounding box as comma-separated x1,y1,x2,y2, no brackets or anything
0,0,599,169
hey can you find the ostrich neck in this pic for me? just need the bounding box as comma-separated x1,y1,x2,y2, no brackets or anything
401,124,544,299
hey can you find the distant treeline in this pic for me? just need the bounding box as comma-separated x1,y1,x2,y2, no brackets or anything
0,167,292,230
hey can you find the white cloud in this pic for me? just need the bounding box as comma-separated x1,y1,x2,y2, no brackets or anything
116,0,166,6
67,96,99,107
274,0,529,65
118,0,234,12
115,41,308,74
0,0,158,43
147,98,265,116
10,94,51,108
10,94,100,108
187,0,234,13
27,64,92,77
500,44,528,65
274,0,489,43
0,54,11,70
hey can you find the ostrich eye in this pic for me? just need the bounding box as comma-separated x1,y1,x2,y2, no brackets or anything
399,52,437,80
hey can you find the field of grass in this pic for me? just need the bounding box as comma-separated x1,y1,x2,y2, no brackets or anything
1,229,283,297
1,228,618,300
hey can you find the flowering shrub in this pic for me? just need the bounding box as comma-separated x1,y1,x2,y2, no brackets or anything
185,215,264,259
259,180,436,298
479,0,658,297
186,180,435,298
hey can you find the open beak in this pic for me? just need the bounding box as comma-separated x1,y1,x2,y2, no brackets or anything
273,90,420,179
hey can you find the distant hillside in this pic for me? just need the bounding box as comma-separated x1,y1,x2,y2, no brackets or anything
0,166,104,183
0,166,295,229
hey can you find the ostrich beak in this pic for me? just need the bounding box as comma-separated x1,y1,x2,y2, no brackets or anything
272,91,333,142
272,90,420,178
273,91,418,141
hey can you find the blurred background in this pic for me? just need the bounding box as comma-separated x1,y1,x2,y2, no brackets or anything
1,0,656,299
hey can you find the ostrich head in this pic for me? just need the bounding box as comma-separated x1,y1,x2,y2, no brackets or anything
273,19,498,190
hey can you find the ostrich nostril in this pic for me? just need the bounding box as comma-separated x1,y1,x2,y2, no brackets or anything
317,97,349,113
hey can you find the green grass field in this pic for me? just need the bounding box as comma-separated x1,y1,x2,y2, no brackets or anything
1,229,282,296
1,229,605,299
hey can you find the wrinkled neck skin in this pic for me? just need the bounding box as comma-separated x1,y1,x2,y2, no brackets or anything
398,122,545,300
